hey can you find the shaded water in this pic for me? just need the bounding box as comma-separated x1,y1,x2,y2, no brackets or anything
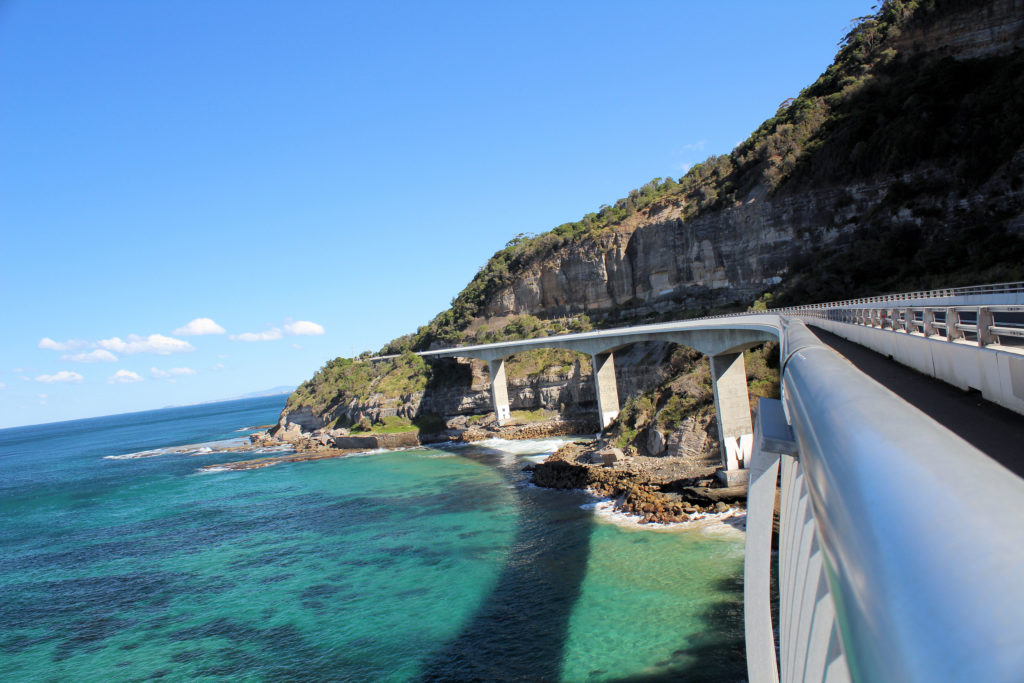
0,397,745,681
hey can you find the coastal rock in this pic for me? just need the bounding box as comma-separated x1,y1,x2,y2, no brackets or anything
600,447,624,467
531,442,744,524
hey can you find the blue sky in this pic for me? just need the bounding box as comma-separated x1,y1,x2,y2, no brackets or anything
1,0,874,428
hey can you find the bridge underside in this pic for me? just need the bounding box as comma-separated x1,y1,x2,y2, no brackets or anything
435,325,778,480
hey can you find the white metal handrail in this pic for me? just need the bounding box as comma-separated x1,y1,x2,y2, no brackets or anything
746,318,1024,682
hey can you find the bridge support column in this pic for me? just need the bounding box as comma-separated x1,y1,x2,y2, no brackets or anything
592,352,620,428
488,359,511,425
711,351,754,484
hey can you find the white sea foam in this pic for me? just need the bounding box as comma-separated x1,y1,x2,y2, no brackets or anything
474,436,576,456
250,445,294,455
414,449,459,458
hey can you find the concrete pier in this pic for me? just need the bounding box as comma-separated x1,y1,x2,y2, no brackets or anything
488,358,511,425
592,351,620,428
710,351,754,483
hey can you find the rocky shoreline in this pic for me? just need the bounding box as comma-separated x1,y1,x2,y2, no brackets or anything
528,440,747,525
201,416,598,472
209,416,748,528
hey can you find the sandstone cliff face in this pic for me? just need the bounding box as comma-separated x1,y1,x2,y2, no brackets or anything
480,182,892,319
893,0,1024,59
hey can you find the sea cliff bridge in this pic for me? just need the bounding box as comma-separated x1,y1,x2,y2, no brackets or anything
420,282,1024,682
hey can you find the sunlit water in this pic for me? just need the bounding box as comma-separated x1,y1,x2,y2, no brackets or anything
0,396,745,681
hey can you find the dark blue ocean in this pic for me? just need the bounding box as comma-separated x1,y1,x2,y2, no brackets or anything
0,395,745,681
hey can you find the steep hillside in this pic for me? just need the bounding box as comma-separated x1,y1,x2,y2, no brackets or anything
278,0,1024,444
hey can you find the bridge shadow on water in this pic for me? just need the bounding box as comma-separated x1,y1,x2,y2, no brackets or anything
609,574,747,683
417,447,596,682
416,443,749,682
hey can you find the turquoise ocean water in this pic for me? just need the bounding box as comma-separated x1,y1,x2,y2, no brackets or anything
0,396,746,681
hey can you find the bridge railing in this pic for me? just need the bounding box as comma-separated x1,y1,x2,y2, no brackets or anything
771,280,1024,310
782,304,1024,349
744,318,1024,682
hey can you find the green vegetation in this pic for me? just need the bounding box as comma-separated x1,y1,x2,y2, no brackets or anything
348,414,448,435
349,415,417,435
505,348,591,380
509,408,557,424
287,351,438,415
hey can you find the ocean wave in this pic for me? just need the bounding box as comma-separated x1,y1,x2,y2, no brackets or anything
193,465,232,474
103,436,253,461
103,449,169,460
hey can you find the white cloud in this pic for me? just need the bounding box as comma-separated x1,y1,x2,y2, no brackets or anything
682,140,707,152
35,371,83,384
284,320,325,336
38,337,87,351
98,334,194,355
61,349,118,363
228,319,325,342
230,328,283,342
151,367,196,379
173,318,226,336
108,370,143,384
212,363,225,371
291,343,302,350
0,382,5,389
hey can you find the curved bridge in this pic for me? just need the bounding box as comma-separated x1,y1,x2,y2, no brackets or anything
422,314,780,475
423,282,1024,682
